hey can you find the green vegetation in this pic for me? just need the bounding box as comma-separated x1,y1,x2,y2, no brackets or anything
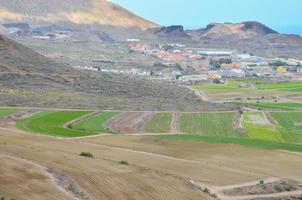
271,112,302,143
120,160,129,166
72,112,118,133
192,81,241,91
0,108,20,119
158,134,302,153
256,81,302,90
16,111,96,137
180,112,245,137
243,102,302,111
242,112,284,142
80,152,94,158
144,113,172,133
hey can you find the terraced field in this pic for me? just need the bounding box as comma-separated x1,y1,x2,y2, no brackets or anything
242,112,284,142
193,80,242,91
271,112,302,143
256,81,302,90
72,112,119,133
0,108,20,119
241,102,302,111
16,111,94,137
144,113,172,133
158,134,302,153
179,112,245,137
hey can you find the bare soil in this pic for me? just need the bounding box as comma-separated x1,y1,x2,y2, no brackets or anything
223,180,302,196
104,112,153,133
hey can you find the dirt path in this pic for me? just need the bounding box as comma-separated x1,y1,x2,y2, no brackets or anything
192,177,302,200
170,112,181,133
104,112,153,133
234,111,243,129
264,112,279,126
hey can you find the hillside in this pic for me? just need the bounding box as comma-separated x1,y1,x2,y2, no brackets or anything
189,21,278,40
0,35,70,73
0,0,159,40
0,0,158,29
186,21,302,59
0,35,225,111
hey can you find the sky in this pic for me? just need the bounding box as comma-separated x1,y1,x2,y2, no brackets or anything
111,0,302,35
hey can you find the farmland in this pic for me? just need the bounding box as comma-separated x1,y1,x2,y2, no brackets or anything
0,108,20,119
158,134,302,153
72,112,119,133
240,102,302,111
179,112,245,137
271,112,302,143
16,110,95,137
256,81,302,90
192,80,242,91
2,108,302,200
193,80,302,102
144,113,172,133
241,112,284,142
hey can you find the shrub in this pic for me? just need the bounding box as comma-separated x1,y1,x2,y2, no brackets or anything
80,152,93,158
203,188,209,193
120,160,129,166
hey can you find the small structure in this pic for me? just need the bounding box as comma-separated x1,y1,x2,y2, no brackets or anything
276,66,287,73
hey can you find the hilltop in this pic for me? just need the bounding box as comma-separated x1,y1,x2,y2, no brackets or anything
0,0,159,40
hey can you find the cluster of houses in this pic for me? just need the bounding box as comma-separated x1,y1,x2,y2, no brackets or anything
128,43,202,62
205,52,302,81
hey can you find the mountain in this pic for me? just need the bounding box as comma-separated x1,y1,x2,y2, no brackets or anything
0,34,67,73
0,0,159,40
188,21,278,41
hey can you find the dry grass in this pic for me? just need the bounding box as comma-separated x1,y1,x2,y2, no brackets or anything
1,126,302,199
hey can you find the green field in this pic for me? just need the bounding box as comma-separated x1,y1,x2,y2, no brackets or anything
242,112,284,142
158,134,302,153
16,111,96,137
180,112,245,137
72,112,118,133
243,102,302,111
0,108,20,119
256,81,302,90
192,81,242,91
271,112,302,143
144,113,172,133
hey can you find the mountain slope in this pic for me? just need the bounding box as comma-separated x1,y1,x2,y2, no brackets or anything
188,21,278,41
0,35,225,111
0,0,158,30
0,35,67,73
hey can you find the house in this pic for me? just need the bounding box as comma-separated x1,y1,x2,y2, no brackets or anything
220,63,241,70
208,71,222,79
222,69,245,78
197,50,232,57
276,66,287,73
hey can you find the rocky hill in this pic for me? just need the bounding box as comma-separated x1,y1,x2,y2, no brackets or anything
0,35,225,111
0,0,159,40
189,21,278,41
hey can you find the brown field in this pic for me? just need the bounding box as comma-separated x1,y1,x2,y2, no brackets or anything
1,113,302,200
105,112,153,133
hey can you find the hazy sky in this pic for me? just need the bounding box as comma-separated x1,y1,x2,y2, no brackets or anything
111,0,302,35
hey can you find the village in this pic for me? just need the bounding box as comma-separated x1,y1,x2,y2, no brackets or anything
127,41,302,84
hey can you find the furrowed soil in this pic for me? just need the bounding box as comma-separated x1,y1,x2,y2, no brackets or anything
1,117,302,199
104,112,153,133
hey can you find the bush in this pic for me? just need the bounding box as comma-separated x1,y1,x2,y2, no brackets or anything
203,188,209,193
120,160,129,166
80,152,93,158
